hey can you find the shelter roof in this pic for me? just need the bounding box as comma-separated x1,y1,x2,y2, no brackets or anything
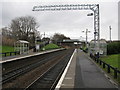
16,40,29,44
63,39,80,42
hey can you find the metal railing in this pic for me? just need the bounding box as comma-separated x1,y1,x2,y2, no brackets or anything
90,54,120,79
0,51,20,57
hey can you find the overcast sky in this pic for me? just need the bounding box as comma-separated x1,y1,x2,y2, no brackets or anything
1,0,119,41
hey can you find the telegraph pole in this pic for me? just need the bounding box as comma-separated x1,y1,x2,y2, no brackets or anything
44,32,45,38
109,26,112,42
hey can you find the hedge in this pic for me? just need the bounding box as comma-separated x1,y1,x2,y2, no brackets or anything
107,42,120,55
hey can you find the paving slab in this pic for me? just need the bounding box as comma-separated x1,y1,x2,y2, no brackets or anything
57,49,118,90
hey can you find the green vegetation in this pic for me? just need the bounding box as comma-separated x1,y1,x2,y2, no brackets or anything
81,46,88,53
99,54,120,83
0,45,15,57
100,54,120,69
42,43,60,50
0,45,14,53
107,42,120,55
83,46,88,51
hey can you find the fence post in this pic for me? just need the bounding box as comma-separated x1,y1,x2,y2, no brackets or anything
10,52,12,56
18,51,20,55
99,60,102,65
4,53,6,57
90,54,120,80
114,68,117,79
97,59,99,63
103,63,105,68
107,65,110,73
15,52,17,55
95,58,96,61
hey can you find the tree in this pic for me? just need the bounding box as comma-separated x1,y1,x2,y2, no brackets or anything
52,33,70,44
1,27,16,46
1,27,12,37
42,37,50,42
10,16,39,45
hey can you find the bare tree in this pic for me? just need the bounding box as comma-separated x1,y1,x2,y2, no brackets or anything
1,27,12,37
10,16,39,45
1,27,16,46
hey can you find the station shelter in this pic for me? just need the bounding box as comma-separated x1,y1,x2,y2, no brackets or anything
89,39,107,56
14,40,29,54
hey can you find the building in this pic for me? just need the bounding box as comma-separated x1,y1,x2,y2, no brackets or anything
58,39,82,49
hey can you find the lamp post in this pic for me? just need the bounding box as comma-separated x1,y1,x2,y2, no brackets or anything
40,33,45,49
82,29,90,48
87,13,93,16
109,26,112,43
80,36,83,41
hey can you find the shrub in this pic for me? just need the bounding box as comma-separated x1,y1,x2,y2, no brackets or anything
42,43,60,50
82,46,88,53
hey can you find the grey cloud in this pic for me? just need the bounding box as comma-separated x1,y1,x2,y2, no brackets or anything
1,1,118,41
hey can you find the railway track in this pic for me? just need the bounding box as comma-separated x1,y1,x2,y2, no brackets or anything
25,49,74,89
2,49,65,74
2,50,65,84
2,48,74,88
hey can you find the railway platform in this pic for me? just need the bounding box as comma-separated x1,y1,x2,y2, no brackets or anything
1,48,65,63
56,49,118,90
2,52,36,61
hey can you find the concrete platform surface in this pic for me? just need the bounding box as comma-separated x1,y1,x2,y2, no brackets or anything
56,49,118,90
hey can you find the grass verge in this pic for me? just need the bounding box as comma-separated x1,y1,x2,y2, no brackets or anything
100,54,120,70
42,43,60,50
98,54,120,84
0,45,14,57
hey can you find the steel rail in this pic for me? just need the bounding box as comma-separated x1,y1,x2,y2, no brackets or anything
25,49,74,89
2,49,66,84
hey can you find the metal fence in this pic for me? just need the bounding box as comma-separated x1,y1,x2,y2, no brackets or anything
90,54,120,79
0,51,20,57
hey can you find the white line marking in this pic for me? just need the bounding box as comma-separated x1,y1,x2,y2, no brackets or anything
55,49,76,90
61,84,74,87
65,77,72,79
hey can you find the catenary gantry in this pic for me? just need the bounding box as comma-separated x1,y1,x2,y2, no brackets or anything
32,4,100,53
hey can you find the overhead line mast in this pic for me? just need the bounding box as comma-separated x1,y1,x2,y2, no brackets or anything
32,4,100,54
